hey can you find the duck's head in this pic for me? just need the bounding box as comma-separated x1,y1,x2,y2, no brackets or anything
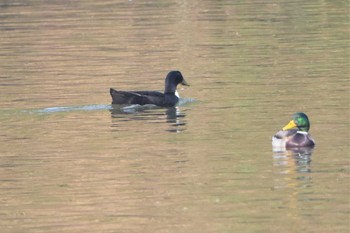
164,71,189,93
282,112,311,132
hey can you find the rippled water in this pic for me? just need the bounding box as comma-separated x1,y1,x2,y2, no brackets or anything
0,1,349,233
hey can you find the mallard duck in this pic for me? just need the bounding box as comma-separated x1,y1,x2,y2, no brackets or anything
272,112,315,148
110,71,189,107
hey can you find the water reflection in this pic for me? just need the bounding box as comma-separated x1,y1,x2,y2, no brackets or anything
272,147,314,192
110,105,186,133
273,147,313,174
271,147,314,225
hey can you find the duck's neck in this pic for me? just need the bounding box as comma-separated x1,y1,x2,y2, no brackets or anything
297,131,308,135
298,126,310,132
164,77,177,94
164,90,180,98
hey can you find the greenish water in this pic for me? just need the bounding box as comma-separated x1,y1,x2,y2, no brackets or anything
0,1,349,233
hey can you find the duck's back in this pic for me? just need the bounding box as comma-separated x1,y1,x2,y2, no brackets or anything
286,132,315,148
110,88,178,107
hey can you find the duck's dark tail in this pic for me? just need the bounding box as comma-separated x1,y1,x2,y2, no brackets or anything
110,88,116,96
110,88,121,104
110,88,145,105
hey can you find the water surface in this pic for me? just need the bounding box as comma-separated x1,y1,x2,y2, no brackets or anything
0,1,349,233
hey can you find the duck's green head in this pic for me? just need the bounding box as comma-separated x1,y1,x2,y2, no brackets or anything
282,112,311,132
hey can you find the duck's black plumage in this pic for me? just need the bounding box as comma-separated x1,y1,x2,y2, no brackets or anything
110,71,189,107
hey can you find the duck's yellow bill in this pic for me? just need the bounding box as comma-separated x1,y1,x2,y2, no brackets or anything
282,120,297,130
